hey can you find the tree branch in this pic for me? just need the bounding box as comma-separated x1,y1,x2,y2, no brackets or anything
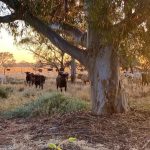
0,0,19,10
0,0,88,66
0,13,18,23
49,22,87,47
27,49,59,70
24,13,88,65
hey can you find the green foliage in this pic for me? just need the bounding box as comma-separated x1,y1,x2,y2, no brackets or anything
1,92,89,118
48,143,57,149
48,137,77,150
68,137,77,143
119,26,150,70
48,143,62,150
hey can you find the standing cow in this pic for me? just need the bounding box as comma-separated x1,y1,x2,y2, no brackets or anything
25,72,35,86
56,72,68,92
34,74,46,89
25,72,33,86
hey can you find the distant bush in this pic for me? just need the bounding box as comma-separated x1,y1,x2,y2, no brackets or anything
2,92,89,118
0,86,10,98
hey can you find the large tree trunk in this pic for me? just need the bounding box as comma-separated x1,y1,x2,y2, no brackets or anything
88,46,129,115
70,58,76,83
86,10,129,115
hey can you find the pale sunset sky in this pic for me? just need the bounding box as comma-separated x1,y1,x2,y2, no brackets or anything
0,28,35,63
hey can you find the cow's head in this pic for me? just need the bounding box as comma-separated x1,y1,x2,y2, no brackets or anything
25,72,30,75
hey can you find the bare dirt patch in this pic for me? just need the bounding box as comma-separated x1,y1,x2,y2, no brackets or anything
0,109,150,150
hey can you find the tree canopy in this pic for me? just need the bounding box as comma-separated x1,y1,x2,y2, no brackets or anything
0,0,149,68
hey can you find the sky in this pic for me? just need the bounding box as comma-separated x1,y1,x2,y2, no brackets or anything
0,2,35,63
0,28,35,63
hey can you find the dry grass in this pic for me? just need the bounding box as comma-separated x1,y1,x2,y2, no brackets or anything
0,84,43,111
0,72,150,113
0,72,150,150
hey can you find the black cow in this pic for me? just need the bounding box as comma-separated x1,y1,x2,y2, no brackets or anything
56,72,68,92
25,72,35,86
64,72,69,81
34,74,46,89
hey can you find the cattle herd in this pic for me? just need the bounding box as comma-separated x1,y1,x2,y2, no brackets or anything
25,71,69,92
122,71,150,86
25,72,46,89
0,69,149,92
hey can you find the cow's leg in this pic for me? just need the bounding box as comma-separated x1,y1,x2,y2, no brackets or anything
61,88,62,92
65,86,67,91
41,84,43,89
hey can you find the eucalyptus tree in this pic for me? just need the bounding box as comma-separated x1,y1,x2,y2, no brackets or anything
0,52,15,74
20,36,70,71
0,0,149,115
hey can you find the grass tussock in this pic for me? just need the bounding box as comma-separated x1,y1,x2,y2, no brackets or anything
0,86,13,98
1,92,89,118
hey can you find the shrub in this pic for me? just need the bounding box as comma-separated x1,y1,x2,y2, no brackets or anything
0,87,9,98
37,93,89,115
2,92,89,118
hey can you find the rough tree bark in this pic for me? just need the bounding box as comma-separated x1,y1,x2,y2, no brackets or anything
87,47,129,115
70,58,76,83
86,23,129,115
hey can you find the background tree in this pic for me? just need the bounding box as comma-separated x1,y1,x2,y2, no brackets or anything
0,52,15,75
19,33,71,71
19,31,78,80
0,0,149,115
119,25,150,72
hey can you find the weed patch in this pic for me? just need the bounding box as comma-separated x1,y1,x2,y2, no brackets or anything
1,92,89,118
